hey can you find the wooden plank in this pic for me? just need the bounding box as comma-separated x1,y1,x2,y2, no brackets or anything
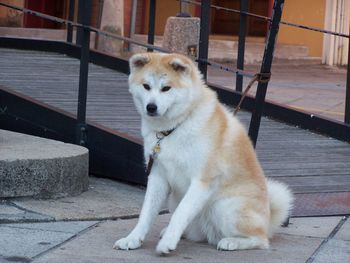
275,174,350,191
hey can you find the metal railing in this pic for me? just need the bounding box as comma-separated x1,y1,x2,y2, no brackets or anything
0,0,349,186
177,0,350,125
0,0,349,147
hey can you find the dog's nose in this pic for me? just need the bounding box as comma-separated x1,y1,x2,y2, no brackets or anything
146,103,157,114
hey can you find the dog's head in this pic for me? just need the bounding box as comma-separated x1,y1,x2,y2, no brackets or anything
128,53,202,122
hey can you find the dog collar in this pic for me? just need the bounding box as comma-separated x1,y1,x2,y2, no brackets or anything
146,128,176,176
156,128,175,138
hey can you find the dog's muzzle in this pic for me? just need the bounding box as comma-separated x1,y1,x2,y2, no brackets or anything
146,103,158,116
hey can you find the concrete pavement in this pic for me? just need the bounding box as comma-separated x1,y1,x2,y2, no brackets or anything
207,61,348,123
1,177,349,263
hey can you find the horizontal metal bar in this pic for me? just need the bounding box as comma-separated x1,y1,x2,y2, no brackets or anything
198,58,255,78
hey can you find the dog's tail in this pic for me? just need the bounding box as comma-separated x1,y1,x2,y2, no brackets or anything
267,179,294,237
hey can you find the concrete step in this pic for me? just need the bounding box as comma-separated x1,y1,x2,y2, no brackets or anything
209,39,310,64
0,129,89,199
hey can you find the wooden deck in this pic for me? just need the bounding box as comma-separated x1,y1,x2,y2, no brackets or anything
1,48,350,215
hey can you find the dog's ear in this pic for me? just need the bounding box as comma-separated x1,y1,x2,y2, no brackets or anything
129,53,150,72
169,57,191,74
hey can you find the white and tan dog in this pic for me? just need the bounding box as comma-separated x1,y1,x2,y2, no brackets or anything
114,53,293,254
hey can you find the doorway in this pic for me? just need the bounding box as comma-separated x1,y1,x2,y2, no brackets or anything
211,0,269,37
24,0,67,28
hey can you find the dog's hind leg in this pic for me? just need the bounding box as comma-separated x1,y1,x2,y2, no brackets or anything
218,212,269,250
207,198,269,251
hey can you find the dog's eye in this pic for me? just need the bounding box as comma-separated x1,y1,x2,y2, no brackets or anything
143,84,151,91
161,86,171,92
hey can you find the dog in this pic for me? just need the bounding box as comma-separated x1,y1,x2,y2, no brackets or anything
113,53,293,254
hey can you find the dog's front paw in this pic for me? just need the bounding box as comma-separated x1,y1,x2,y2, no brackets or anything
156,237,178,255
113,236,143,250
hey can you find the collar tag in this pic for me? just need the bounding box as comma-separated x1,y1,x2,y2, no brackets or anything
153,143,161,154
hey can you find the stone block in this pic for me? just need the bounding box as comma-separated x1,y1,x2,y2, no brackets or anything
0,130,89,199
162,16,200,57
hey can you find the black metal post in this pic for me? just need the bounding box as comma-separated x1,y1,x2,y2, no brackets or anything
76,0,91,46
147,0,156,52
76,0,92,146
236,0,248,92
66,0,75,43
345,36,350,124
248,0,285,146
198,0,211,80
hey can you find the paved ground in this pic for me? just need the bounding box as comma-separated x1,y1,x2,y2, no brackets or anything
207,60,348,122
0,177,349,263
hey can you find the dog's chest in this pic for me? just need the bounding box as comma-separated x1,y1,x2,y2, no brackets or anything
145,132,205,187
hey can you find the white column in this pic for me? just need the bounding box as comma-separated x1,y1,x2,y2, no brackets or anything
323,0,349,66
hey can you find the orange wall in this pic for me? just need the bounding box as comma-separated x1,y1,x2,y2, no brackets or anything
140,0,326,57
278,0,326,57
0,0,24,27
144,0,197,35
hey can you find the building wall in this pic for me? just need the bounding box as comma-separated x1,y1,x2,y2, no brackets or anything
0,0,24,27
0,0,328,59
139,0,326,58
277,0,326,57
143,0,197,35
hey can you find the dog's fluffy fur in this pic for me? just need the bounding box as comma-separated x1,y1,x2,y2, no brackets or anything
114,53,293,254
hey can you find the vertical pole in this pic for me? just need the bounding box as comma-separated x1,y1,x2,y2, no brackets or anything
76,0,85,46
236,0,248,92
248,0,285,146
76,0,92,146
345,37,350,124
128,0,138,51
180,1,190,14
198,0,211,80
147,0,156,52
66,0,75,43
